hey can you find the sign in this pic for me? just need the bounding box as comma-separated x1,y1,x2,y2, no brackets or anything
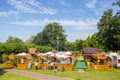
117,57,120,67
29,48,36,54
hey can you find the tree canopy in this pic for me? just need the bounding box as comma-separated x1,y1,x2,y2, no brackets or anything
6,36,23,43
97,5,120,52
34,22,67,50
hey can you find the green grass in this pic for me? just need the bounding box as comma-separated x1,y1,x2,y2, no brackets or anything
0,63,36,80
1,63,120,80
16,68,120,80
0,73,36,80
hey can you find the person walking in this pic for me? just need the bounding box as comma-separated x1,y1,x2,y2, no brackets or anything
28,60,32,70
35,61,38,70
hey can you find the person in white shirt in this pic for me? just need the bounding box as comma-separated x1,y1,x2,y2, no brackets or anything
35,61,38,70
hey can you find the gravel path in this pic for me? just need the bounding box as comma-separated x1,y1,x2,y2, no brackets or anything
4,69,74,80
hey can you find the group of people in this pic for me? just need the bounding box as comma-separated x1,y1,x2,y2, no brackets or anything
27,60,38,70
27,60,66,72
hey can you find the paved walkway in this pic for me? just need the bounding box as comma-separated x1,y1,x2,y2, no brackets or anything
4,69,74,80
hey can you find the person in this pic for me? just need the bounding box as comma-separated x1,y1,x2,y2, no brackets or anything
57,65,60,72
20,58,24,63
35,61,38,70
50,62,53,70
28,60,32,70
44,65,47,71
62,65,65,72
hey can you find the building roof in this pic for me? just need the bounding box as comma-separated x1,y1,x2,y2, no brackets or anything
82,48,100,54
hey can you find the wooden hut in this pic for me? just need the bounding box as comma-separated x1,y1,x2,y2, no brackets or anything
82,48,112,70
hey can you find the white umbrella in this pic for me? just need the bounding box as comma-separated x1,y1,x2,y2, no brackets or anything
41,53,46,56
58,51,64,54
57,54,68,58
50,54,55,57
45,51,54,55
16,52,29,56
37,53,43,56
64,51,72,55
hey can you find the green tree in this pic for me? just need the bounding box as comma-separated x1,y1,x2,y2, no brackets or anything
34,22,67,50
6,36,23,43
26,35,35,43
113,0,120,7
97,9,120,52
74,39,84,51
84,33,104,51
91,33,104,50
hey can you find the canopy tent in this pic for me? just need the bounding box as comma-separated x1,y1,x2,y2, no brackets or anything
45,51,54,56
37,53,46,56
55,53,68,58
15,52,31,68
57,54,68,58
64,51,72,55
57,52,64,54
15,52,29,57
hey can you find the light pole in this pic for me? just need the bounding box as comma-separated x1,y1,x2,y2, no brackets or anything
56,36,60,51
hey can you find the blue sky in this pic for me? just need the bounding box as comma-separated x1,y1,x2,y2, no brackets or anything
0,0,118,42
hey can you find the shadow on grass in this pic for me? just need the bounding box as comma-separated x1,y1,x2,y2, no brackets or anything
0,68,7,75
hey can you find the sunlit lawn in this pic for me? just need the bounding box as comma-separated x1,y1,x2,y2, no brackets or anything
16,68,120,80
0,73,36,80
1,63,120,80
0,64,36,80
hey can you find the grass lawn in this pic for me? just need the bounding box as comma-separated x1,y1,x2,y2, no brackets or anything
0,73,36,80
16,68,120,80
1,63,120,80
0,63,36,80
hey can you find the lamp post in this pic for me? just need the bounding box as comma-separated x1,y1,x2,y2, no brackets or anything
56,36,60,51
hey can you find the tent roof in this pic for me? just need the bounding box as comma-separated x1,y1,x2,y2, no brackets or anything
64,51,72,55
83,48,100,54
16,52,29,56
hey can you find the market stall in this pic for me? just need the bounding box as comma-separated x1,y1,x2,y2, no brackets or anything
15,52,30,69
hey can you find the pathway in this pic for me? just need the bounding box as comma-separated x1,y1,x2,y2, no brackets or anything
4,69,74,80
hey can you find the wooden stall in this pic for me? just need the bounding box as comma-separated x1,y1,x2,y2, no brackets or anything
3,61,13,68
83,48,112,70
3,53,15,68
15,52,30,69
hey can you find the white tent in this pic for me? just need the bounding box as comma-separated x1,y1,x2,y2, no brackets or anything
16,52,29,57
37,53,44,56
57,51,64,54
64,51,72,55
41,53,47,56
56,54,68,58
45,51,54,55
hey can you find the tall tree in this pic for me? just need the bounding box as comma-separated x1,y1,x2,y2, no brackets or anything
85,33,104,51
34,22,67,50
75,39,84,51
97,9,120,52
26,35,35,43
113,0,120,6
6,36,23,43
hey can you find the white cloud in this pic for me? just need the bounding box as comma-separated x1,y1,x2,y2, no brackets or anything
0,10,17,17
11,18,98,30
86,0,97,9
7,0,57,14
59,0,70,6
93,1,112,16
